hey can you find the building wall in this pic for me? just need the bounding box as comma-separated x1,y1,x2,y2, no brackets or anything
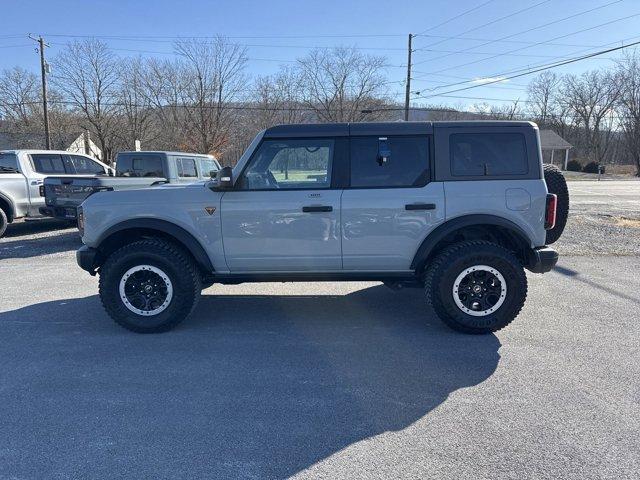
66,134,102,160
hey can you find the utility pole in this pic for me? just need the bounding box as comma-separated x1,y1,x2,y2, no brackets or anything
404,33,413,121
29,34,51,149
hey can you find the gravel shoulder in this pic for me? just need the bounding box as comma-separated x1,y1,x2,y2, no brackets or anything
554,180,640,256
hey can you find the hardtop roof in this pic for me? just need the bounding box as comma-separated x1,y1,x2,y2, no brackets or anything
263,121,537,138
116,151,216,158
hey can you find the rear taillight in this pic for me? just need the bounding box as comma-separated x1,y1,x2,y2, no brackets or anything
77,207,84,236
39,185,45,197
545,193,557,230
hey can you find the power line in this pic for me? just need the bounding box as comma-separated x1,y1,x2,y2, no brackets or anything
0,44,34,49
412,39,640,102
417,0,551,50
38,33,407,40
417,33,640,90
415,0,497,36
413,0,623,65
423,11,640,75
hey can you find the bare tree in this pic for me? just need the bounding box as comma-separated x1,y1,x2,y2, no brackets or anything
616,51,640,176
253,66,306,129
115,57,156,150
135,58,189,151
560,70,621,165
173,37,248,155
297,47,388,122
0,67,40,127
527,72,562,124
51,39,121,162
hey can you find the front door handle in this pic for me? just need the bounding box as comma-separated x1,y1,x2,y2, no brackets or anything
302,205,333,213
405,203,436,211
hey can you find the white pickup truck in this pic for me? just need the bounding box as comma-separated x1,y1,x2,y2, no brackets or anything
0,150,113,237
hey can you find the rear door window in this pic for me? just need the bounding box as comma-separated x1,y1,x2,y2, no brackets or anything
116,154,164,177
450,133,528,176
349,136,429,188
177,157,198,178
0,153,19,172
31,154,67,174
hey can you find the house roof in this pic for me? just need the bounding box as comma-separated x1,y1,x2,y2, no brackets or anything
539,129,572,150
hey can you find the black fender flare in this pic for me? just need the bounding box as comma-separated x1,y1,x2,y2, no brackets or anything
0,191,16,220
96,218,214,272
410,214,533,271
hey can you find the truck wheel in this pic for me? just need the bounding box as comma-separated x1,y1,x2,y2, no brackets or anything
0,208,7,238
424,241,527,334
98,238,202,333
543,164,569,244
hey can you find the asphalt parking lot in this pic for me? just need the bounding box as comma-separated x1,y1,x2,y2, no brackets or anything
1,180,639,479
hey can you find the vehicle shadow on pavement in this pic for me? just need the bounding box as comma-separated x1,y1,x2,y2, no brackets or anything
0,285,500,479
554,264,640,306
0,231,81,259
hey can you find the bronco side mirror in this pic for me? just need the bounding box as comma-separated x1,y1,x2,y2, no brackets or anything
215,166,233,190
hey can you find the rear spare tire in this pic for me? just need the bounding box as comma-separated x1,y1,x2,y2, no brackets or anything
543,163,569,244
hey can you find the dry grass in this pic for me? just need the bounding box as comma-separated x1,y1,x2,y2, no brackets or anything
615,217,640,228
607,164,638,176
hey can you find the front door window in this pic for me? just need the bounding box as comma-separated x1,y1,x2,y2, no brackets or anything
238,138,334,190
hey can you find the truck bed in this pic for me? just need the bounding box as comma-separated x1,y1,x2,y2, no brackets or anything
43,176,166,216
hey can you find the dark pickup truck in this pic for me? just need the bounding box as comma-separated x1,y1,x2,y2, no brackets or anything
40,151,220,220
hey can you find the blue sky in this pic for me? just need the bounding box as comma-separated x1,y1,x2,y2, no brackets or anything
1,0,638,108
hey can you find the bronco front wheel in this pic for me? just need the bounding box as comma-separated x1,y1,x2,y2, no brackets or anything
98,238,201,333
424,240,527,334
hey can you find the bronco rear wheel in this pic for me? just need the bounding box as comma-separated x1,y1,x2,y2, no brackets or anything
98,238,201,333
424,240,527,334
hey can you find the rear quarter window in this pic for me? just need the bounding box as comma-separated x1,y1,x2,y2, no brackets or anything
450,133,528,176
116,154,164,177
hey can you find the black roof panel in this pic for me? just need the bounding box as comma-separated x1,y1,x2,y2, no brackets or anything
262,120,537,138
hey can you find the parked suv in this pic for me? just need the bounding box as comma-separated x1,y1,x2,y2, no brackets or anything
76,122,567,334
0,150,112,237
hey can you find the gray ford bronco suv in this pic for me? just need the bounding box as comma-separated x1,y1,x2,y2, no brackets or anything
76,122,568,334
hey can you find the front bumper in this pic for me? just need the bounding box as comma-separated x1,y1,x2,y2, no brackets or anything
526,246,558,273
76,245,98,275
39,206,77,220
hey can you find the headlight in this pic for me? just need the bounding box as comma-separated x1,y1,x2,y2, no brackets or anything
77,206,85,236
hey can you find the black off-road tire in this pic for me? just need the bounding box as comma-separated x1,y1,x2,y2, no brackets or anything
98,238,202,333
0,208,7,238
424,240,527,334
543,163,569,244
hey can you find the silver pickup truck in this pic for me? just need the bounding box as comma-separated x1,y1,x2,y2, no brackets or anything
40,151,221,221
0,150,113,237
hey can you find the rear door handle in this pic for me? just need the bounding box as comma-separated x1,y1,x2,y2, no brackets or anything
405,203,436,211
302,205,333,213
